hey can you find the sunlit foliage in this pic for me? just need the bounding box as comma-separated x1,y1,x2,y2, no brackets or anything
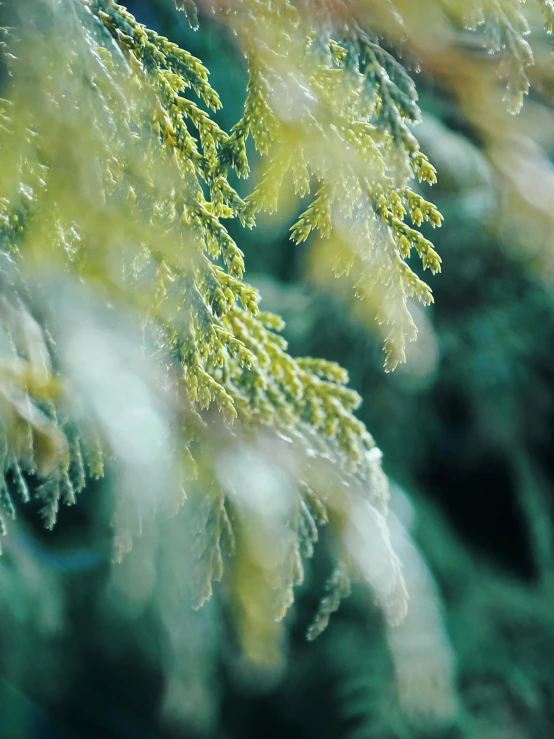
1,0,554,686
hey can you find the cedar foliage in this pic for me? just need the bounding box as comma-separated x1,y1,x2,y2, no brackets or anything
0,0,553,672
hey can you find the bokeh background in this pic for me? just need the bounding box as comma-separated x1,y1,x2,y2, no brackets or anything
4,1,554,737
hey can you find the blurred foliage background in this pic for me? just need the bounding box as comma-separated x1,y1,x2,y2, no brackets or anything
4,1,554,737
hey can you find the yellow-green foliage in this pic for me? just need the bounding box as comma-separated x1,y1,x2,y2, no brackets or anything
0,0,399,659
1,0,553,663
224,7,444,371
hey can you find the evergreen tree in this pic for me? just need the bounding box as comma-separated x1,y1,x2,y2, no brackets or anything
1,0,554,732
